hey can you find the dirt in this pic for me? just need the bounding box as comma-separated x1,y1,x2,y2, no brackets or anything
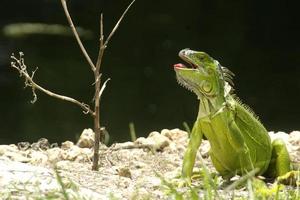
0,129,299,199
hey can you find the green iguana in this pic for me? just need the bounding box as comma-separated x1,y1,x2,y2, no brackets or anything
174,48,297,185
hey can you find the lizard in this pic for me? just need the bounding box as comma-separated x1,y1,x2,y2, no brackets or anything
173,48,298,185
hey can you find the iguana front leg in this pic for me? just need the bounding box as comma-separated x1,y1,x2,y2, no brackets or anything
227,118,255,175
265,139,299,185
182,120,203,183
265,139,291,177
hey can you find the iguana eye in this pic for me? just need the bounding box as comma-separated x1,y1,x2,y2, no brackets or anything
198,56,204,61
201,81,212,93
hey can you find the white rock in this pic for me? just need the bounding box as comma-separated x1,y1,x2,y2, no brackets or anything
166,141,180,153
30,151,48,165
0,145,30,163
289,131,300,145
0,159,58,196
160,129,171,137
61,141,74,150
76,128,95,148
161,128,188,144
269,131,290,143
75,148,93,162
134,137,148,145
0,159,103,199
46,147,63,163
113,141,135,149
269,131,292,152
148,131,171,150
62,145,82,161
135,131,170,151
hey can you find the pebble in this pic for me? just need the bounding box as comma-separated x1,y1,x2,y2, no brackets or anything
30,151,48,165
77,128,95,148
61,140,74,150
135,131,170,151
46,147,63,163
0,129,299,199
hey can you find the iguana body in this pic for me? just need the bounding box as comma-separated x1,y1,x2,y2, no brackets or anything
174,49,294,183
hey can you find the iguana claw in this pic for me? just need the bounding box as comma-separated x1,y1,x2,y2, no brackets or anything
277,171,300,186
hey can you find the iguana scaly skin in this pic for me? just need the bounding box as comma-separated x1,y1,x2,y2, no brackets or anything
174,49,295,184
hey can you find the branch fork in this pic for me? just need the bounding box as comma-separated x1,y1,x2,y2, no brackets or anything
11,0,135,171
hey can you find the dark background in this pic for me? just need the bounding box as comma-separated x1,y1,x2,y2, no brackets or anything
1,0,300,144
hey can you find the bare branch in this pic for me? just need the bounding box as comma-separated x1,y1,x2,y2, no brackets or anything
10,53,95,116
59,0,136,171
92,74,102,86
60,0,96,72
95,13,105,72
104,0,135,47
91,0,136,171
30,86,37,104
100,13,104,45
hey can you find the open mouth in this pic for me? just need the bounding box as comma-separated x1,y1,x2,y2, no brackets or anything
173,63,186,68
174,50,198,69
173,58,198,69
173,61,198,70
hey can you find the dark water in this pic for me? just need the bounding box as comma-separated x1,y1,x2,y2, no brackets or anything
1,0,300,144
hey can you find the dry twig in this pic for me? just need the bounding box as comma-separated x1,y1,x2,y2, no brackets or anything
11,0,135,172
60,0,96,72
10,52,94,115
60,0,135,170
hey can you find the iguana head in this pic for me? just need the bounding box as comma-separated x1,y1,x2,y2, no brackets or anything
174,48,233,99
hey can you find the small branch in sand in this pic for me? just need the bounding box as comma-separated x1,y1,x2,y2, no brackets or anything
11,0,136,172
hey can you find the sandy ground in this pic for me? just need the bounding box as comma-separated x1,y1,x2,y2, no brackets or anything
0,129,299,199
